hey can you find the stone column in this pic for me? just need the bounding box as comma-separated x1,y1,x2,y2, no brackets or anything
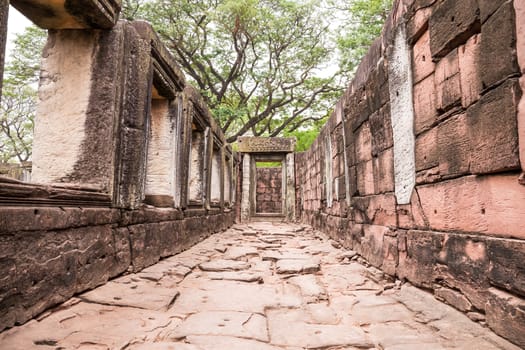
285,152,296,221
240,153,251,222
0,0,8,100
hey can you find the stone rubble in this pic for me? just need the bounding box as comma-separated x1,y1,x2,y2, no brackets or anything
0,222,520,350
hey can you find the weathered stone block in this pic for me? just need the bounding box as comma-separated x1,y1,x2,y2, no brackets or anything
370,104,393,156
415,126,438,173
345,86,370,132
397,230,444,289
467,79,521,174
73,226,115,293
437,113,470,178
436,234,490,292
407,4,433,44
0,207,120,233
356,160,374,196
413,74,437,135
361,225,389,269
480,2,520,89
129,224,161,271
458,34,482,108
382,232,398,276
111,227,131,278
435,287,473,312
412,30,435,84
486,288,525,348
397,189,429,230
434,49,461,112
429,0,481,59
488,239,525,297
355,122,372,162
353,193,397,226
373,148,395,194
348,165,358,197
479,0,507,23
417,174,525,239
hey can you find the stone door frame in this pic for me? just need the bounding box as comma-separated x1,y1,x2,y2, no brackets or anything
238,137,295,222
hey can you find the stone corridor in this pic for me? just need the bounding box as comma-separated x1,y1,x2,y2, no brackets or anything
0,222,519,350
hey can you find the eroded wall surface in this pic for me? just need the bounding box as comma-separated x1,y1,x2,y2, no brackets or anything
295,0,525,347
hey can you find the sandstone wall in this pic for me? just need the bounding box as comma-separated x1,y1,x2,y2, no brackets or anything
0,206,235,331
295,0,525,347
256,167,282,214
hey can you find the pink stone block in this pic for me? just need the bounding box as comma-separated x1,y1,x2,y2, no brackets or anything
415,127,438,172
434,49,461,111
397,190,429,230
356,160,374,196
417,174,525,239
437,113,470,177
459,34,482,108
435,48,459,83
413,74,437,135
412,31,435,84
373,148,395,194
408,6,433,42
355,122,372,162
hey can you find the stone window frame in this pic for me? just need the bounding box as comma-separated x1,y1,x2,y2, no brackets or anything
209,134,224,209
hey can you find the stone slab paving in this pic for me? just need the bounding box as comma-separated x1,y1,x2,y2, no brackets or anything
0,222,521,350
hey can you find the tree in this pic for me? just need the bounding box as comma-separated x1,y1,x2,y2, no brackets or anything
0,84,35,163
0,25,46,163
131,0,346,142
330,0,393,72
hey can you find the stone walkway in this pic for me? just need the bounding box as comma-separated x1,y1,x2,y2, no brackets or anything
0,222,520,350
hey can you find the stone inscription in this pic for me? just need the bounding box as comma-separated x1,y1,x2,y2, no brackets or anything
237,137,296,153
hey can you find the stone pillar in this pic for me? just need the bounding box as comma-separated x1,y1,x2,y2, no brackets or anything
285,152,296,221
388,23,416,204
240,153,251,222
515,0,525,184
0,0,8,100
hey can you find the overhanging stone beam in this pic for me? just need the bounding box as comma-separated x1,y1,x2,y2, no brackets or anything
237,137,296,153
10,0,121,29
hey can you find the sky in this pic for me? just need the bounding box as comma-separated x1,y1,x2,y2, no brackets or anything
5,6,32,61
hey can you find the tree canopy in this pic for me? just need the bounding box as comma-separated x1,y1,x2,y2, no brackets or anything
125,0,392,143
0,25,46,163
131,0,348,142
